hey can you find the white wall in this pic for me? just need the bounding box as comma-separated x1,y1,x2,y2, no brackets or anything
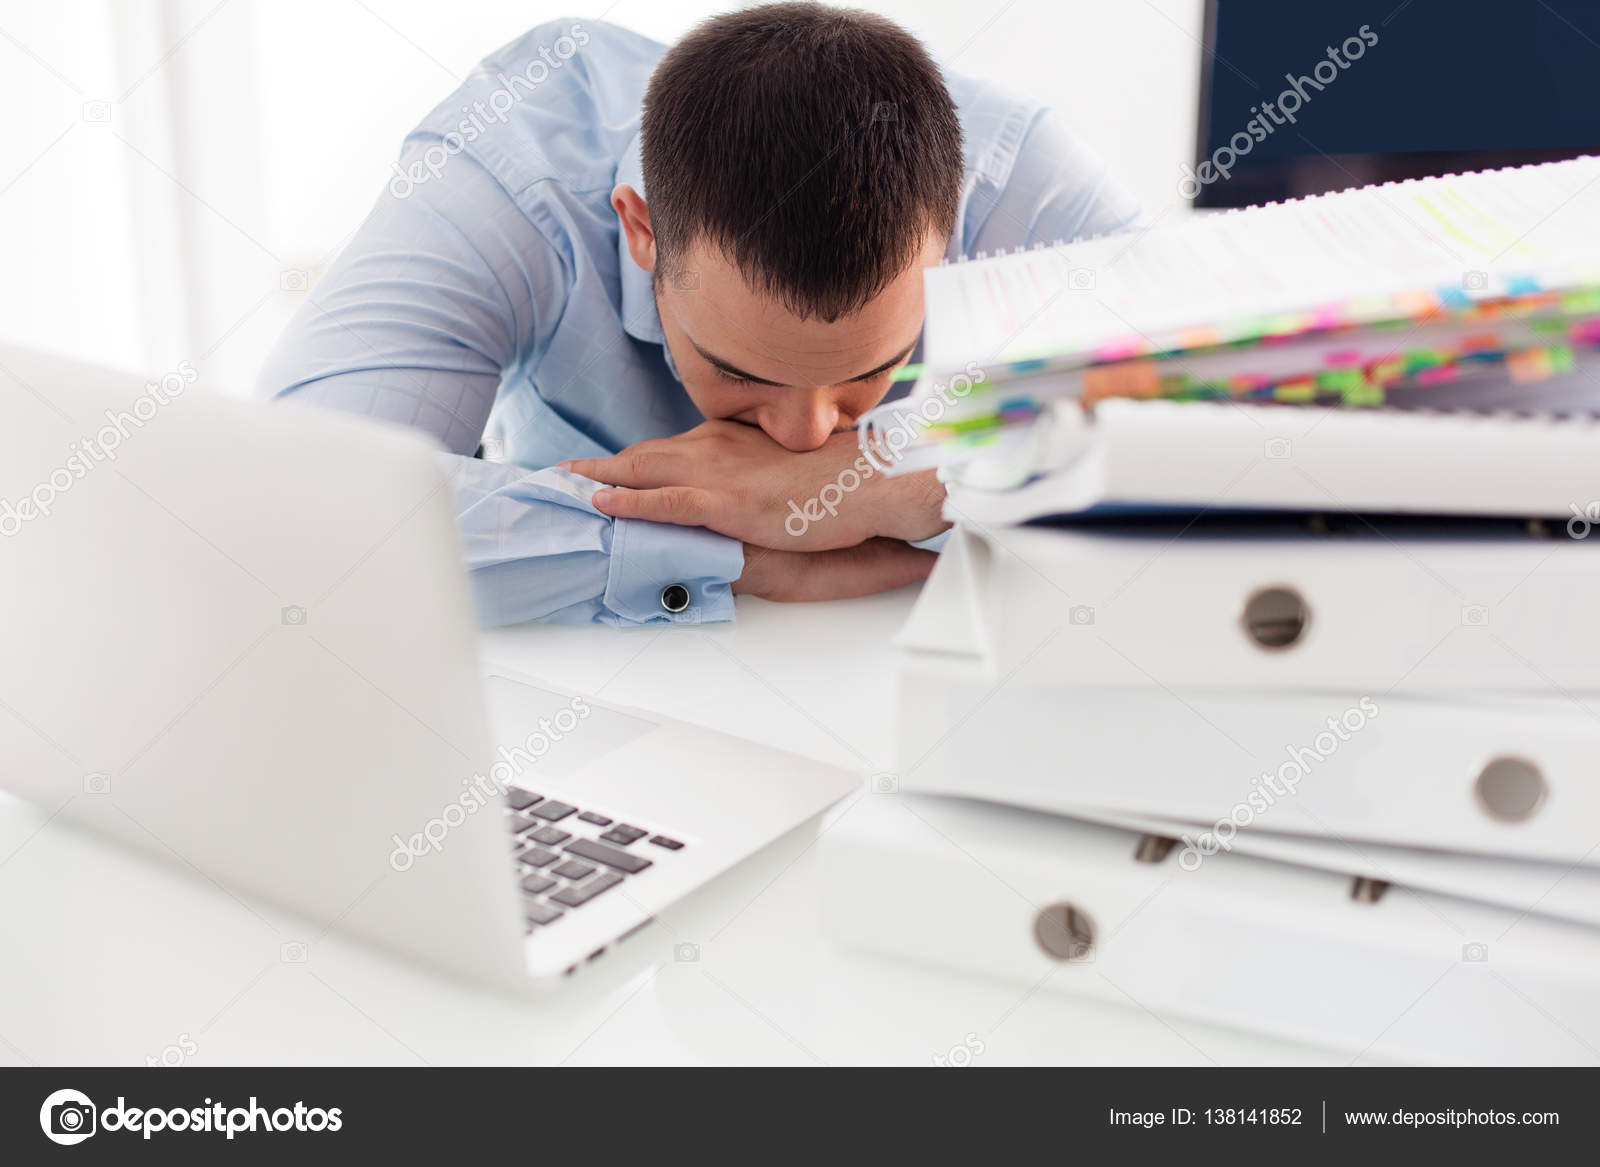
0,0,1203,393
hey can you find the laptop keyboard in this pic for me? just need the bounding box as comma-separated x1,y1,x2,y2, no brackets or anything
504,786,685,932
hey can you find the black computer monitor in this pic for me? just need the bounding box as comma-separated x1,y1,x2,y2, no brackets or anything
1193,0,1600,208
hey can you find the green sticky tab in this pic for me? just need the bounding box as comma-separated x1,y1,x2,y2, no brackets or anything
890,363,924,383
1560,288,1600,314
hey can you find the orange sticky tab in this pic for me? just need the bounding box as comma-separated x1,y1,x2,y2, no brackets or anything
1506,348,1549,384
1082,361,1162,403
1393,291,1437,317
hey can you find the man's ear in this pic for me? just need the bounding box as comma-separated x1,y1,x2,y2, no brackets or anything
611,184,656,273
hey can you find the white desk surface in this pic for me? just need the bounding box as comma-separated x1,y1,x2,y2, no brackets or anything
0,587,1338,1066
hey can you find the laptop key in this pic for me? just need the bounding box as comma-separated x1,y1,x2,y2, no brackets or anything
527,826,572,846
528,800,576,822
577,811,613,826
520,874,557,895
506,789,540,811
565,837,653,875
648,835,684,851
525,900,564,925
518,847,559,868
551,859,595,881
599,825,647,846
550,871,624,908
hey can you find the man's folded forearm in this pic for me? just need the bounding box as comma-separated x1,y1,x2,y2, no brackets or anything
443,454,741,627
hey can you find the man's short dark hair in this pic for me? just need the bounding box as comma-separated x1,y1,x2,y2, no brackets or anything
640,3,963,322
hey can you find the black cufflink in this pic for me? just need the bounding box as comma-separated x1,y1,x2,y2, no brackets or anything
660,583,691,613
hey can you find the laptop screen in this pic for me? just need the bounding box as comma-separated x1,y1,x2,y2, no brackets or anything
482,675,657,783
1194,0,1600,207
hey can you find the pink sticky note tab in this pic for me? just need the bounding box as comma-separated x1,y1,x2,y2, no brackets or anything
1094,338,1145,362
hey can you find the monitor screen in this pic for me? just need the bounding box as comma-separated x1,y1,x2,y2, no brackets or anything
1193,0,1600,207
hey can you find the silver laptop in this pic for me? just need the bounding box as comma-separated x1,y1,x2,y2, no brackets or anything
0,347,857,990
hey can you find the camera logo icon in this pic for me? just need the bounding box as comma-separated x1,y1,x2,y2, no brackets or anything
281,605,307,626
1461,604,1490,627
1264,437,1292,460
1462,941,1489,962
1067,267,1096,291
82,100,111,123
1462,270,1489,291
870,772,899,794
40,1088,97,1145
671,269,700,291
280,269,309,293
280,940,308,963
1068,604,1095,626
674,942,700,963
83,772,111,795
872,102,897,122
1568,501,1600,539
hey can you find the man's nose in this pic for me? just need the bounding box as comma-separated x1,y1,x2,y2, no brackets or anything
759,396,840,452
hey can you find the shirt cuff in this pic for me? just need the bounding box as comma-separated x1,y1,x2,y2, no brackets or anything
602,517,742,625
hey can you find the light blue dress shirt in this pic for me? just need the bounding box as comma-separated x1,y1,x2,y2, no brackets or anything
257,18,1141,627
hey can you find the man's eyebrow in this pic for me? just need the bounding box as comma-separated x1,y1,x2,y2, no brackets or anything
692,337,920,387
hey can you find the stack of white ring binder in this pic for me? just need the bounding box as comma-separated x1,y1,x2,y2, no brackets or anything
827,160,1600,1063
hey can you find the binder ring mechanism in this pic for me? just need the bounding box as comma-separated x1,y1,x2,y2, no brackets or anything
1474,756,1548,823
1240,585,1311,651
1033,902,1097,963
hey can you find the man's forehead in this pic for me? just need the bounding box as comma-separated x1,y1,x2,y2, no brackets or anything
668,241,929,385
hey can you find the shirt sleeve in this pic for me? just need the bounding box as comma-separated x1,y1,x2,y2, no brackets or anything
969,107,1147,252
447,457,739,627
256,143,742,628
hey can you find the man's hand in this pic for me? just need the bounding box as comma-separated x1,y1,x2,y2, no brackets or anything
732,540,937,602
562,420,948,551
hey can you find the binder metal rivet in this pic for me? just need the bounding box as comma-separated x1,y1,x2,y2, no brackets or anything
1349,877,1389,904
1133,834,1177,863
1033,902,1096,963
1474,756,1548,822
1240,585,1311,650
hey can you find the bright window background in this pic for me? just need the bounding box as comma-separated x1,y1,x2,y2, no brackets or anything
0,0,1202,394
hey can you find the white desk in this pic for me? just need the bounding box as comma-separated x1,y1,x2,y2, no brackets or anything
0,588,1337,1066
